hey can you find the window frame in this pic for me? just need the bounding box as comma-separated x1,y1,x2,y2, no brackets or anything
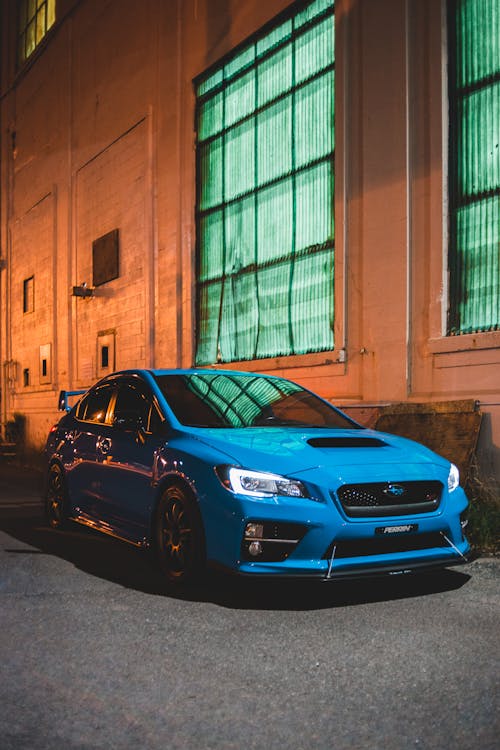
194,0,336,366
447,0,500,336
23,275,34,314
75,383,115,425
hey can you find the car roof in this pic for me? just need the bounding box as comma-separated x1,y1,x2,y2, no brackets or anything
113,368,285,380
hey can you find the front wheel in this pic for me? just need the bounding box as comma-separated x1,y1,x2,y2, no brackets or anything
45,463,68,529
155,482,206,590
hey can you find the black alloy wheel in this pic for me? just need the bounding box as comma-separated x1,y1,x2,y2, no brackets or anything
45,463,68,529
156,482,205,588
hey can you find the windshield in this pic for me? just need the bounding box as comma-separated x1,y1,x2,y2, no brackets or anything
153,373,361,429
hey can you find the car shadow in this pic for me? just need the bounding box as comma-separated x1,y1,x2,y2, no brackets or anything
0,506,472,611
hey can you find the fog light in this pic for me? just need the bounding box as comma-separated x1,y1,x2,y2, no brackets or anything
248,541,263,557
245,523,264,539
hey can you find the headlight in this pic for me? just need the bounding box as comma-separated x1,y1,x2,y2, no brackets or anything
448,463,460,492
217,466,309,499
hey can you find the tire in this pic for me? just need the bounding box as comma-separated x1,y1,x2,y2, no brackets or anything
155,481,205,589
45,463,68,529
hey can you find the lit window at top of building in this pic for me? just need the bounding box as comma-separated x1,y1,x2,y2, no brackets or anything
17,0,56,67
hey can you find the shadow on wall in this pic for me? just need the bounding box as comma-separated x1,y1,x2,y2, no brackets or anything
475,412,500,487
5,413,26,445
2,413,45,470
203,0,231,64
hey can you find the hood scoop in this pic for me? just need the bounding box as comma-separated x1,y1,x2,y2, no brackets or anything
307,437,387,448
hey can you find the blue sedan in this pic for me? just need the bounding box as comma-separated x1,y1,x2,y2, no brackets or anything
45,369,470,588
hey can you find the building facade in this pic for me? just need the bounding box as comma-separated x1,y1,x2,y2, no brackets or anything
0,0,499,482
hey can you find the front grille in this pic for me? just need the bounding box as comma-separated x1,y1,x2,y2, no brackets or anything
324,532,447,559
335,481,443,517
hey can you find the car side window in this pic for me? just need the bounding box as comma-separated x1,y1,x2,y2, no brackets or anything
113,381,153,432
76,384,114,424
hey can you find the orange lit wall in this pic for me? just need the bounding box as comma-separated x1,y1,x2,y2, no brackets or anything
0,0,498,480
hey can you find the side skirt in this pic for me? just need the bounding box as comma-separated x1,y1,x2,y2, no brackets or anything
70,511,149,549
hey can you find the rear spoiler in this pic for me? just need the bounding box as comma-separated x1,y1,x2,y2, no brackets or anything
58,389,87,412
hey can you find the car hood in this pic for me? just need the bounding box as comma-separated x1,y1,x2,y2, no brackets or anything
188,427,449,480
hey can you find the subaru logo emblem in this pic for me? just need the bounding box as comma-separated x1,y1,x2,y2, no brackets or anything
383,483,406,497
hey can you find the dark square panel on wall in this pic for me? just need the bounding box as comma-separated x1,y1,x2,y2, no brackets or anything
92,229,119,287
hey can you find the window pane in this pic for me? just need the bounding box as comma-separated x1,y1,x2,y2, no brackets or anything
257,96,292,185
47,0,56,29
458,83,500,198
452,198,499,333
456,0,499,87
26,20,36,57
257,178,293,265
295,162,334,251
255,261,294,358
257,19,292,56
199,210,224,282
80,386,114,423
18,33,27,65
225,119,255,199
225,45,255,81
257,43,292,108
197,282,223,364
199,137,223,210
290,248,334,352
295,16,334,85
36,8,46,44
114,383,151,426
225,70,255,127
295,0,334,28
295,72,334,168
225,196,255,273
198,91,223,140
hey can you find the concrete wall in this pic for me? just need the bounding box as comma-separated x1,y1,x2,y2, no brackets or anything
0,0,499,481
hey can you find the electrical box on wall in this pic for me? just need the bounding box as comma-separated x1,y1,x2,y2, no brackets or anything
39,343,52,385
97,330,115,377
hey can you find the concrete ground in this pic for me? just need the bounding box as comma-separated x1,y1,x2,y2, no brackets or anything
0,460,499,750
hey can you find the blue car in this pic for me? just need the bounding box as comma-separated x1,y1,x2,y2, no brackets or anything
45,369,470,588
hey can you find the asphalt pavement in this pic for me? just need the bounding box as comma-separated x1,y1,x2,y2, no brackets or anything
0,460,499,750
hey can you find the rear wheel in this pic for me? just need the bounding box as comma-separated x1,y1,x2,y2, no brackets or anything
45,463,68,529
155,482,205,589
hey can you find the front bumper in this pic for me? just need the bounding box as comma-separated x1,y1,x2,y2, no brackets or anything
203,483,470,580
234,539,471,579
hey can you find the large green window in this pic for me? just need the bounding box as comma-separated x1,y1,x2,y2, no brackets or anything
195,0,335,364
448,0,500,335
